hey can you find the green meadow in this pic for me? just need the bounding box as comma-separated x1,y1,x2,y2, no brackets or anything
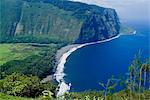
0,44,42,66
0,43,59,79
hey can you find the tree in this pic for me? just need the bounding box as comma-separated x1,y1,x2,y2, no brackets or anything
128,53,150,100
99,76,119,100
143,59,150,90
0,73,56,97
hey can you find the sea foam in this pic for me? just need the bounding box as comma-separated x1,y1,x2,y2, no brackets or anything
54,34,121,97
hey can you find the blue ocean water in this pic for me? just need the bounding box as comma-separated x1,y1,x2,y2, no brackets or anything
64,21,149,92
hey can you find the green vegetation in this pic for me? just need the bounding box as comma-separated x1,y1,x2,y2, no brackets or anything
63,91,103,100
0,44,42,65
120,24,134,34
0,0,148,100
0,0,22,38
0,0,120,44
0,0,82,44
0,43,60,79
0,43,58,99
99,76,119,99
0,51,149,99
1,91,150,100
63,90,150,100
0,73,56,97
0,93,39,100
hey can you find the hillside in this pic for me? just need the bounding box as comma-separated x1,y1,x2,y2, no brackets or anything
0,43,60,79
0,0,122,99
0,0,120,44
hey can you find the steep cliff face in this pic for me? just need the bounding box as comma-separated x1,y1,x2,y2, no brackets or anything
0,0,120,44
0,0,22,37
77,9,120,43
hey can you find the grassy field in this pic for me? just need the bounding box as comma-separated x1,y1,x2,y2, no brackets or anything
0,44,42,66
0,43,59,79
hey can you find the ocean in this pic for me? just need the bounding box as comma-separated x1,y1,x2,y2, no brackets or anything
64,21,149,92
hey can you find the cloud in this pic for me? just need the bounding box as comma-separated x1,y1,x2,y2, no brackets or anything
70,0,149,22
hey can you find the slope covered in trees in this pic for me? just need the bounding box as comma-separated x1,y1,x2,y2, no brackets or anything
0,0,120,44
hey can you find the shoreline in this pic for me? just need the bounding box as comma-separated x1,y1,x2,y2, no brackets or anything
42,31,136,84
54,34,121,97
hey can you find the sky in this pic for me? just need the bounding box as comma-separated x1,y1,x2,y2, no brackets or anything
71,0,149,23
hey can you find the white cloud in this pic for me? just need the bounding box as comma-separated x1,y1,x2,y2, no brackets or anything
70,0,149,22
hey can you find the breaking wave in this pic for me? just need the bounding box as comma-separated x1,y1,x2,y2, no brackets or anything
54,34,121,97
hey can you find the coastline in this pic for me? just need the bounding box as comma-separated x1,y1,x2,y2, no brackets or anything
54,34,121,97
41,45,79,83
42,31,136,85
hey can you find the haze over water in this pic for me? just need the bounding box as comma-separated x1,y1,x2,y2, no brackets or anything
64,21,149,92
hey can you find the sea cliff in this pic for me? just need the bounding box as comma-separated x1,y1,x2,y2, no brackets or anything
0,0,120,44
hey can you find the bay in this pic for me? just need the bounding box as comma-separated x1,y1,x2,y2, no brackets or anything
64,21,149,92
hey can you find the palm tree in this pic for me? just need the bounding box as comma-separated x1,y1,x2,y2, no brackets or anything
128,52,142,100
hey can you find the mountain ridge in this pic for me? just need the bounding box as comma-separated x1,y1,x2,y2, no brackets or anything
0,0,120,44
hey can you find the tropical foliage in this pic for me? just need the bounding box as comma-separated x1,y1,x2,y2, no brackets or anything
0,73,56,97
